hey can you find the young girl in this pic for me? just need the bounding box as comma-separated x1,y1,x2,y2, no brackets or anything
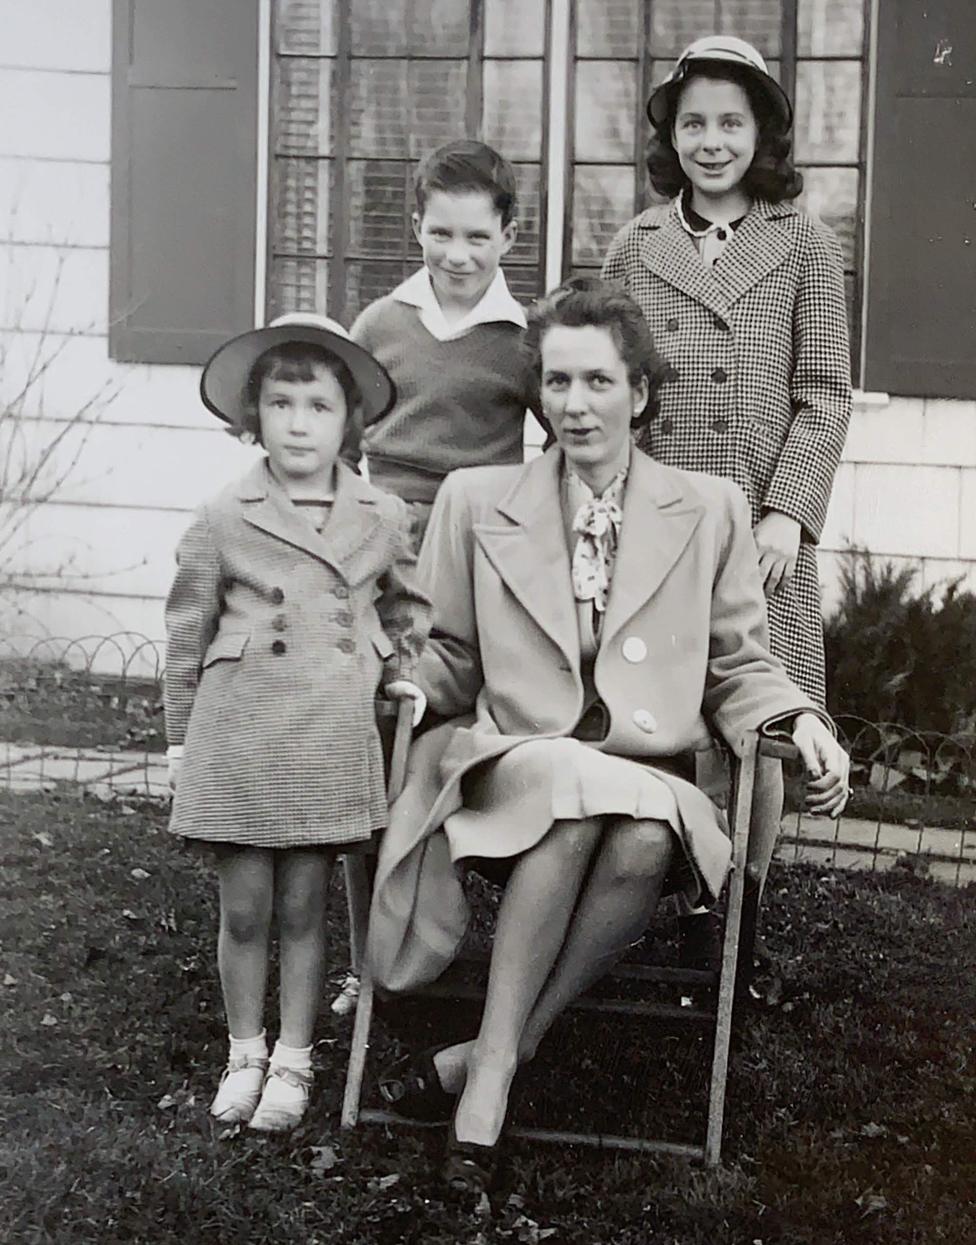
165,313,429,1131
602,36,852,956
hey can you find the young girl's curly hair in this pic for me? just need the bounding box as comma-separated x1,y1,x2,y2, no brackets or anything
523,276,666,430
646,62,803,203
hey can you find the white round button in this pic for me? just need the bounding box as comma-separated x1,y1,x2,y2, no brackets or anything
622,636,647,663
633,709,658,733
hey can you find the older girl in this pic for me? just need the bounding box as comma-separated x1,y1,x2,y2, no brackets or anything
602,35,852,938
165,314,428,1131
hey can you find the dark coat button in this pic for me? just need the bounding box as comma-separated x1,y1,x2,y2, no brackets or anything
711,418,729,433
711,367,728,384
337,637,355,654
713,315,729,331
660,419,674,435
333,584,349,599
271,639,286,655
335,611,353,627
717,228,727,241
665,317,679,332
270,587,285,604
272,615,287,632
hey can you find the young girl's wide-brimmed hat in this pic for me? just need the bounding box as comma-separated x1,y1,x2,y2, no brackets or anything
646,35,792,130
200,312,396,426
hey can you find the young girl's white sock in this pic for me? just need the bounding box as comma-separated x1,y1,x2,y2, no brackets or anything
248,1041,314,1133
211,1029,268,1123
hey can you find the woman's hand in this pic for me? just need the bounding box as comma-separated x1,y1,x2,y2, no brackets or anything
166,745,183,793
753,511,801,598
792,713,850,819
386,679,427,728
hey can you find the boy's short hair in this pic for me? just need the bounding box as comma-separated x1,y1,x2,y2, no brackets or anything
414,140,518,227
239,342,365,460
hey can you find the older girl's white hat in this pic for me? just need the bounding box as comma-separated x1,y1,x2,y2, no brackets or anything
646,35,792,130
200,312,396,426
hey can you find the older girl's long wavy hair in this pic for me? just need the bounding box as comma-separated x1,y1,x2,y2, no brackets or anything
646,61,803,203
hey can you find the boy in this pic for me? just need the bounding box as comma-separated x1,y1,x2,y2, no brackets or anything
351,140,538,544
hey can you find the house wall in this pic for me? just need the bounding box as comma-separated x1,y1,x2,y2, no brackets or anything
0,0,258,671
2,2,975,676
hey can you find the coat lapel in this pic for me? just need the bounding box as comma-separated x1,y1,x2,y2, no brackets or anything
712,199,795,307
638,206,730,318
238,459,379,576
474,450,580,670
600,450,704,645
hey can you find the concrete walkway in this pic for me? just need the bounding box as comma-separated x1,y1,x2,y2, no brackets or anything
2,740,973,884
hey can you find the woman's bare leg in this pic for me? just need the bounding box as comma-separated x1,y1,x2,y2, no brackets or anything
216,847,275,1038
451,817,602,1146
518,817,673,1062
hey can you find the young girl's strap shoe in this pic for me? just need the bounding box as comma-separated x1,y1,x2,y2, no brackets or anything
210,1054,269,1124
247,1065,314,1133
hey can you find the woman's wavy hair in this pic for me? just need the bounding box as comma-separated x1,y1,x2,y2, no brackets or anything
239,341,365,460
524,276,666,430
646,61,803,203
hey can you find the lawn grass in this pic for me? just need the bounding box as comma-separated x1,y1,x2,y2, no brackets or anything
1,788,974,1243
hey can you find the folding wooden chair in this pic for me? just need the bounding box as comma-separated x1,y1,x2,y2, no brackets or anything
341,728,796,1168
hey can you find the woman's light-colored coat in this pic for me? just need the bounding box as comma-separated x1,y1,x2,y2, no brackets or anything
164,458,430,848
602,198,852,704
368,447,825,992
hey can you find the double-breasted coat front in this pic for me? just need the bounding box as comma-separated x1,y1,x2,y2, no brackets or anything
368,447,829,993
602,198,852,704
164,458,430,849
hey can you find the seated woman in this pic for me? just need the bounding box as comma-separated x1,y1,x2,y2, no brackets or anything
367,278,849,1190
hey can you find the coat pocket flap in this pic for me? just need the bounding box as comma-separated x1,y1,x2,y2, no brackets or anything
202,632,249,668
371,631,395,660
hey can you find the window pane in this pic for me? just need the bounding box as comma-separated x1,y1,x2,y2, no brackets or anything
483,61,544,161
408,0,472,55
574,61,637,162
275,57,333,156
509,164,542,263
408,60,468,158
484,0,546,57
798,0,864,56
349,60,409,158
572,165,636,264
345,259,412,322
269,257,330,317
794,61,861,163
576,0,641,59
717,0,782,57
650,1,716,57
346,160,411,256
272,157,331,256
276,0,337,56
350,0,408,55
798,166,858,268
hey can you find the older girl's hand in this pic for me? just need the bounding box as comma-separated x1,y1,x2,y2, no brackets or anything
792,713,850,819
166,745,183,793
386,679,427,727
754,511,801,598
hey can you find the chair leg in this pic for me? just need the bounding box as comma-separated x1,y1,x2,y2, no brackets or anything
341,962,375,1129
343,855,372,975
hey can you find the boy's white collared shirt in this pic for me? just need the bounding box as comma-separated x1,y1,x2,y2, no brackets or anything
392,267,527,343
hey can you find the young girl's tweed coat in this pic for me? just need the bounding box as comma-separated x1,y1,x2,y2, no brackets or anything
165,458,430,848
603,197,851,705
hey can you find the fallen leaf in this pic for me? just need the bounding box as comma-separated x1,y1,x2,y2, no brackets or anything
376,1173,399,1190
3,973,16,987
40,1012,58,1026
218,1124,243,1141
855,1191,888,1217
860,1122,887,1139
474,1192,492,1217
121,909,139,921
59,992,72,1003
131,868,150,880
157,1094,178,1110
308,1145,339,1174
33,832,54,848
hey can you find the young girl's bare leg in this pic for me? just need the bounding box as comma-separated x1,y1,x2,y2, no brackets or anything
212,847,275,1122
249,848,332,1132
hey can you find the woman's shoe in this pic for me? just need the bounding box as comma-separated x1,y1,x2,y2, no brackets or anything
247,1065,314,1132
378,1044,459,1123
209,1054,268,1124
442,1121,501,1195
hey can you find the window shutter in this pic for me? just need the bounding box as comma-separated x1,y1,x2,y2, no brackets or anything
864,0,976,397
110,0,260,364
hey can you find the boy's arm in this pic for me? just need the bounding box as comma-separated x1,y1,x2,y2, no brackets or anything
375,499,432,686
349,304,389,429
164,511,222,746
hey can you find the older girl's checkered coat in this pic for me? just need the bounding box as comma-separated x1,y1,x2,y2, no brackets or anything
603,197,851,704
164,459,430,848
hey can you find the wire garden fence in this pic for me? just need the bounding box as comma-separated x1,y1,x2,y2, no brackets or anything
1,633,973,885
